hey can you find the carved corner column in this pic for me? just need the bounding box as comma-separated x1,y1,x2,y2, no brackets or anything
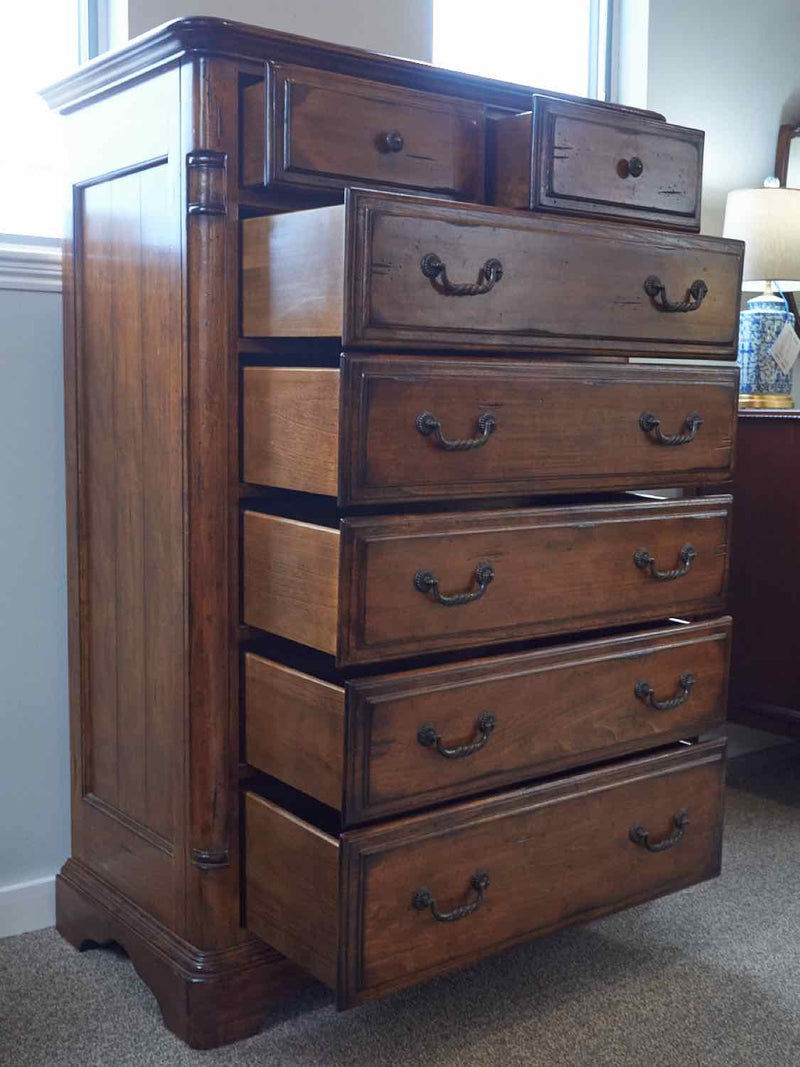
181,55,243,948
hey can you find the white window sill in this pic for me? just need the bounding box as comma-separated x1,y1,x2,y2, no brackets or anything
0,235,63,293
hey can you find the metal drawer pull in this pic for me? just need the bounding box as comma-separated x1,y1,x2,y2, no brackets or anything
644,275,708,313
413,872,490,922
630,810,689,853
421,252,503,296
639,410,703,445
635,672,696,711
625,156,645,177
414,562,495,606
379,130,404,153
417,713,497,759
416,411,497,451
633,543,696,581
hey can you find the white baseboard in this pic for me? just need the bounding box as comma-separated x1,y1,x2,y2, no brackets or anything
0,876,56,938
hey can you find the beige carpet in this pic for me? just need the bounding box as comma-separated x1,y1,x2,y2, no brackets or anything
2,741,799,1067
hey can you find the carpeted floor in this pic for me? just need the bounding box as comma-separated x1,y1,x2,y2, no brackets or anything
2,740,799,1067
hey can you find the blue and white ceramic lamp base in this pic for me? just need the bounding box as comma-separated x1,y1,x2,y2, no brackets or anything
737,295,795,408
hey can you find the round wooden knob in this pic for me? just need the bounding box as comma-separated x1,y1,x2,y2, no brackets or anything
381,130,404,153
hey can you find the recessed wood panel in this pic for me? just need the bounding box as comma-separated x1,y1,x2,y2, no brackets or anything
79,159,182,845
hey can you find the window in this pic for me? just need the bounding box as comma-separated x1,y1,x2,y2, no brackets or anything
433,0,612,101
0,3,82,240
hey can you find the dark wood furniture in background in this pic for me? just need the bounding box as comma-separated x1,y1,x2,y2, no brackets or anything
729,411,800,738
44,16,742,1049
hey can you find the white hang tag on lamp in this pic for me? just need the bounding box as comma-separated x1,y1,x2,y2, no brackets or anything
769,321,800,373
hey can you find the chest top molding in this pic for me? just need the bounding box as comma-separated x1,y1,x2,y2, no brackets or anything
42,15,666,119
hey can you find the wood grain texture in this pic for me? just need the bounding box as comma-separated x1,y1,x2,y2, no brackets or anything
243,497,731,667
243,619,730,825
56,859,310,1049
242,64,485,200
67,70,184,928
245,793,340,987
343,617,731,824
245,654,345,810
43,17,666,120
241,206,344,337
337,495,732,666
245,740,726,1006
338,355,738,504
489,97,703,230
242,366,339,495
338,738,726,1007
241,190,744,356
343,190,743,356
243,512,340,655
728,411,800,732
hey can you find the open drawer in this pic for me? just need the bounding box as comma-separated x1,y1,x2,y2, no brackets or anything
488,96,704,230
245,618,731,825
242,356,739,505
240,188,743,357
245,738,726,1008
242,495,732,667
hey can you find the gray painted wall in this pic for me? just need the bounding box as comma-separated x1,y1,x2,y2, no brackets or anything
0,290,70,891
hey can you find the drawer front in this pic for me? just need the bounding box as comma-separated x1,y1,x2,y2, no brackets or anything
243,64,485,200
340,355,738,504
338,496,731,666
524,98,702,228
344,618,731,824
344,190,743,357
338,739,726,1006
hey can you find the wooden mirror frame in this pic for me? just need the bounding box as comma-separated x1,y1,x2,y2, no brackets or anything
773,123,800,326
775,123,800,186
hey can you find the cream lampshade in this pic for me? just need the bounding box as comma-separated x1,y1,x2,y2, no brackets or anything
722,187,800,292
722,186,800,409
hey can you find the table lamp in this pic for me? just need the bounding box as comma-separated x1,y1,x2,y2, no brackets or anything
723,183,800,408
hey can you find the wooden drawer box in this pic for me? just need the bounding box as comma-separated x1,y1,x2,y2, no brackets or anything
241,190,744,357
241,64,485,200
242,357,739,504
242,495,731,666
245,738,726,1008
245,618,731,825
489,97,704,230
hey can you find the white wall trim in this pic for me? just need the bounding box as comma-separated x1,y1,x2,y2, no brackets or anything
0,876,56,938
0,236,63,293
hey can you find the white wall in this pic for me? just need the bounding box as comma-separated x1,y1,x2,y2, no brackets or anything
0,289,70,936
129,0,434,62
646,0,800,237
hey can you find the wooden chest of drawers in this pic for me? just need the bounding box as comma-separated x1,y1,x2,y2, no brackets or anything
45,17,740,1050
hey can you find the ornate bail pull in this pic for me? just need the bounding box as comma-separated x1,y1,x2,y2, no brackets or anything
413,872,490,922
634,672,696,711
644,275,708,313
639,410,703,445
421,253,504,296
417,713,497,759
630,811,689,853
414,562,495,606
633,544,696,581
416,411,497,451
